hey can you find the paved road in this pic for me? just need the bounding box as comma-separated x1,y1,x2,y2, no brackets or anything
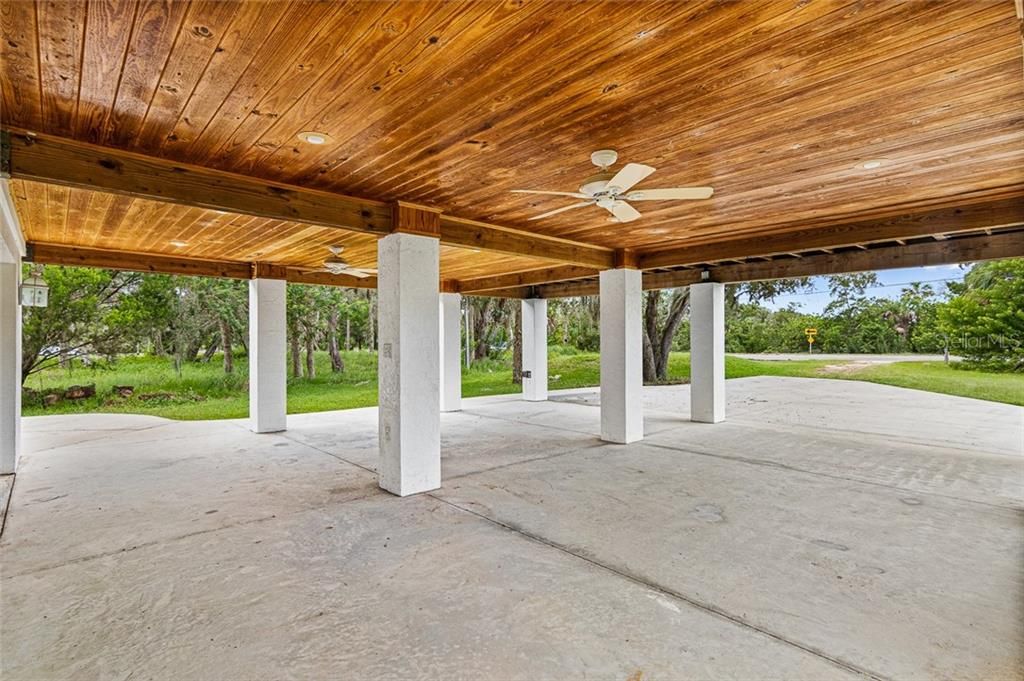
730,353,955,363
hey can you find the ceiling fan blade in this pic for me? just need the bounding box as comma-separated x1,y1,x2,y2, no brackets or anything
606,163,656,194
344,269,373,279
624,187,714,201
607,201,641,223
529,201,593,221
511,189,588,198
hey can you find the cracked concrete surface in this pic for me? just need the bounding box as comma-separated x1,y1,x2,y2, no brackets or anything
1,377,1021,680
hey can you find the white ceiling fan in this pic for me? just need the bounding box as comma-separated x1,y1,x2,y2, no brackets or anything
303,245,376,278
511,149,713,223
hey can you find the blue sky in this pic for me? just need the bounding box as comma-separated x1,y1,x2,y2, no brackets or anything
760,264,969,314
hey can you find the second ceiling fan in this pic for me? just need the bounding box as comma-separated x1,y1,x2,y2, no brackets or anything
512,149,713,223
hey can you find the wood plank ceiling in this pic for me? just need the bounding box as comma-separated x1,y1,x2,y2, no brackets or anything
2,0,1022,281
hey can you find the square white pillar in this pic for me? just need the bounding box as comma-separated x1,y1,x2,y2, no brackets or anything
248,278,287,433
521,298,548,401
0,242,21,474
439,292,462,412
600,268,643,443
378,232,440,496
690,282,726,423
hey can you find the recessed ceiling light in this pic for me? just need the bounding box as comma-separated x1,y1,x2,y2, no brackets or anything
861,159,886,169
297,131,329,145
169,240,188,247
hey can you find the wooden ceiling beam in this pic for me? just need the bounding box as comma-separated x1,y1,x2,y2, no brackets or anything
4,130,392,235
286,270,376,289
457,264,599,293
439,215,613,268
637,197,1024,270
3,130,614,268
25,242,376,289
28,242,254,279
526,229,1024,298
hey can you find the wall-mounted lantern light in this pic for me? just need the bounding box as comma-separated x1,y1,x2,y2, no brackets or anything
20,268,48,307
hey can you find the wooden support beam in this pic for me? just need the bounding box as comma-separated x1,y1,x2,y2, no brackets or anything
457,265,599,293
27,242,253,279
693,231,1024,285
527,279,602,299
462,286,536,299
286,269,376,289
637,198,1024,269
252,262,287,280
612,249,639,269
7,130,391,235
4,130,614,268
525,230,1024,299
439,215,614,268
26,242,376,289
392,201,441,237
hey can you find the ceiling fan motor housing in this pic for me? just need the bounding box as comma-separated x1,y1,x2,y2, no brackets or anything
579,171,615,197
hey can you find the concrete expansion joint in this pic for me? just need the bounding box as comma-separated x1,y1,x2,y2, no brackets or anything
443,441,609,483
427,492,891,681
1,487,387,581
275,432,378,477
462,408,600,439
642,440,1020,513
728,415,1022,460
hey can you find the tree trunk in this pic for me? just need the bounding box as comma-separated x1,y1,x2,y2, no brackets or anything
657,290,689,379
642,288,690,383
345,315,351,351
642,291,661,383
305,333,316,379
219,318,234,374
465,304,473,367
201,339,219,363
290,329,302,378
472,299,493,360
328,309,344,373
185,339,203,363
367,293,376,351
512,303,523,384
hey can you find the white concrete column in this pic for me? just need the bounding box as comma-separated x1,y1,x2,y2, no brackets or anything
600,268,643,443
0,242,21,474
690,282,726,424
378,232,440,496
248,278,287,434
439,292,462,412
521,298,548,401
1,180,25,475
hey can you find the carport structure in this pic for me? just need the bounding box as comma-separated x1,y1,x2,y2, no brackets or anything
0,0,1022,497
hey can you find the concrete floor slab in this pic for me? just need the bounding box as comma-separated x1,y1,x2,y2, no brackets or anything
2,378,1022,680
440,441,1022,680
1,492,861,681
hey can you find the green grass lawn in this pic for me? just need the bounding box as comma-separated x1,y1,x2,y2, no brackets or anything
21,347,1022,420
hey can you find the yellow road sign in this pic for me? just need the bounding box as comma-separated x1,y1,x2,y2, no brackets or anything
804,327,818,335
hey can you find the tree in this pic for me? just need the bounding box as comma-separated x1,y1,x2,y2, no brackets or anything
938,259,1024,370
512,302,522,384
642,288,689,382
287,284,317,378
21,265,144,383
